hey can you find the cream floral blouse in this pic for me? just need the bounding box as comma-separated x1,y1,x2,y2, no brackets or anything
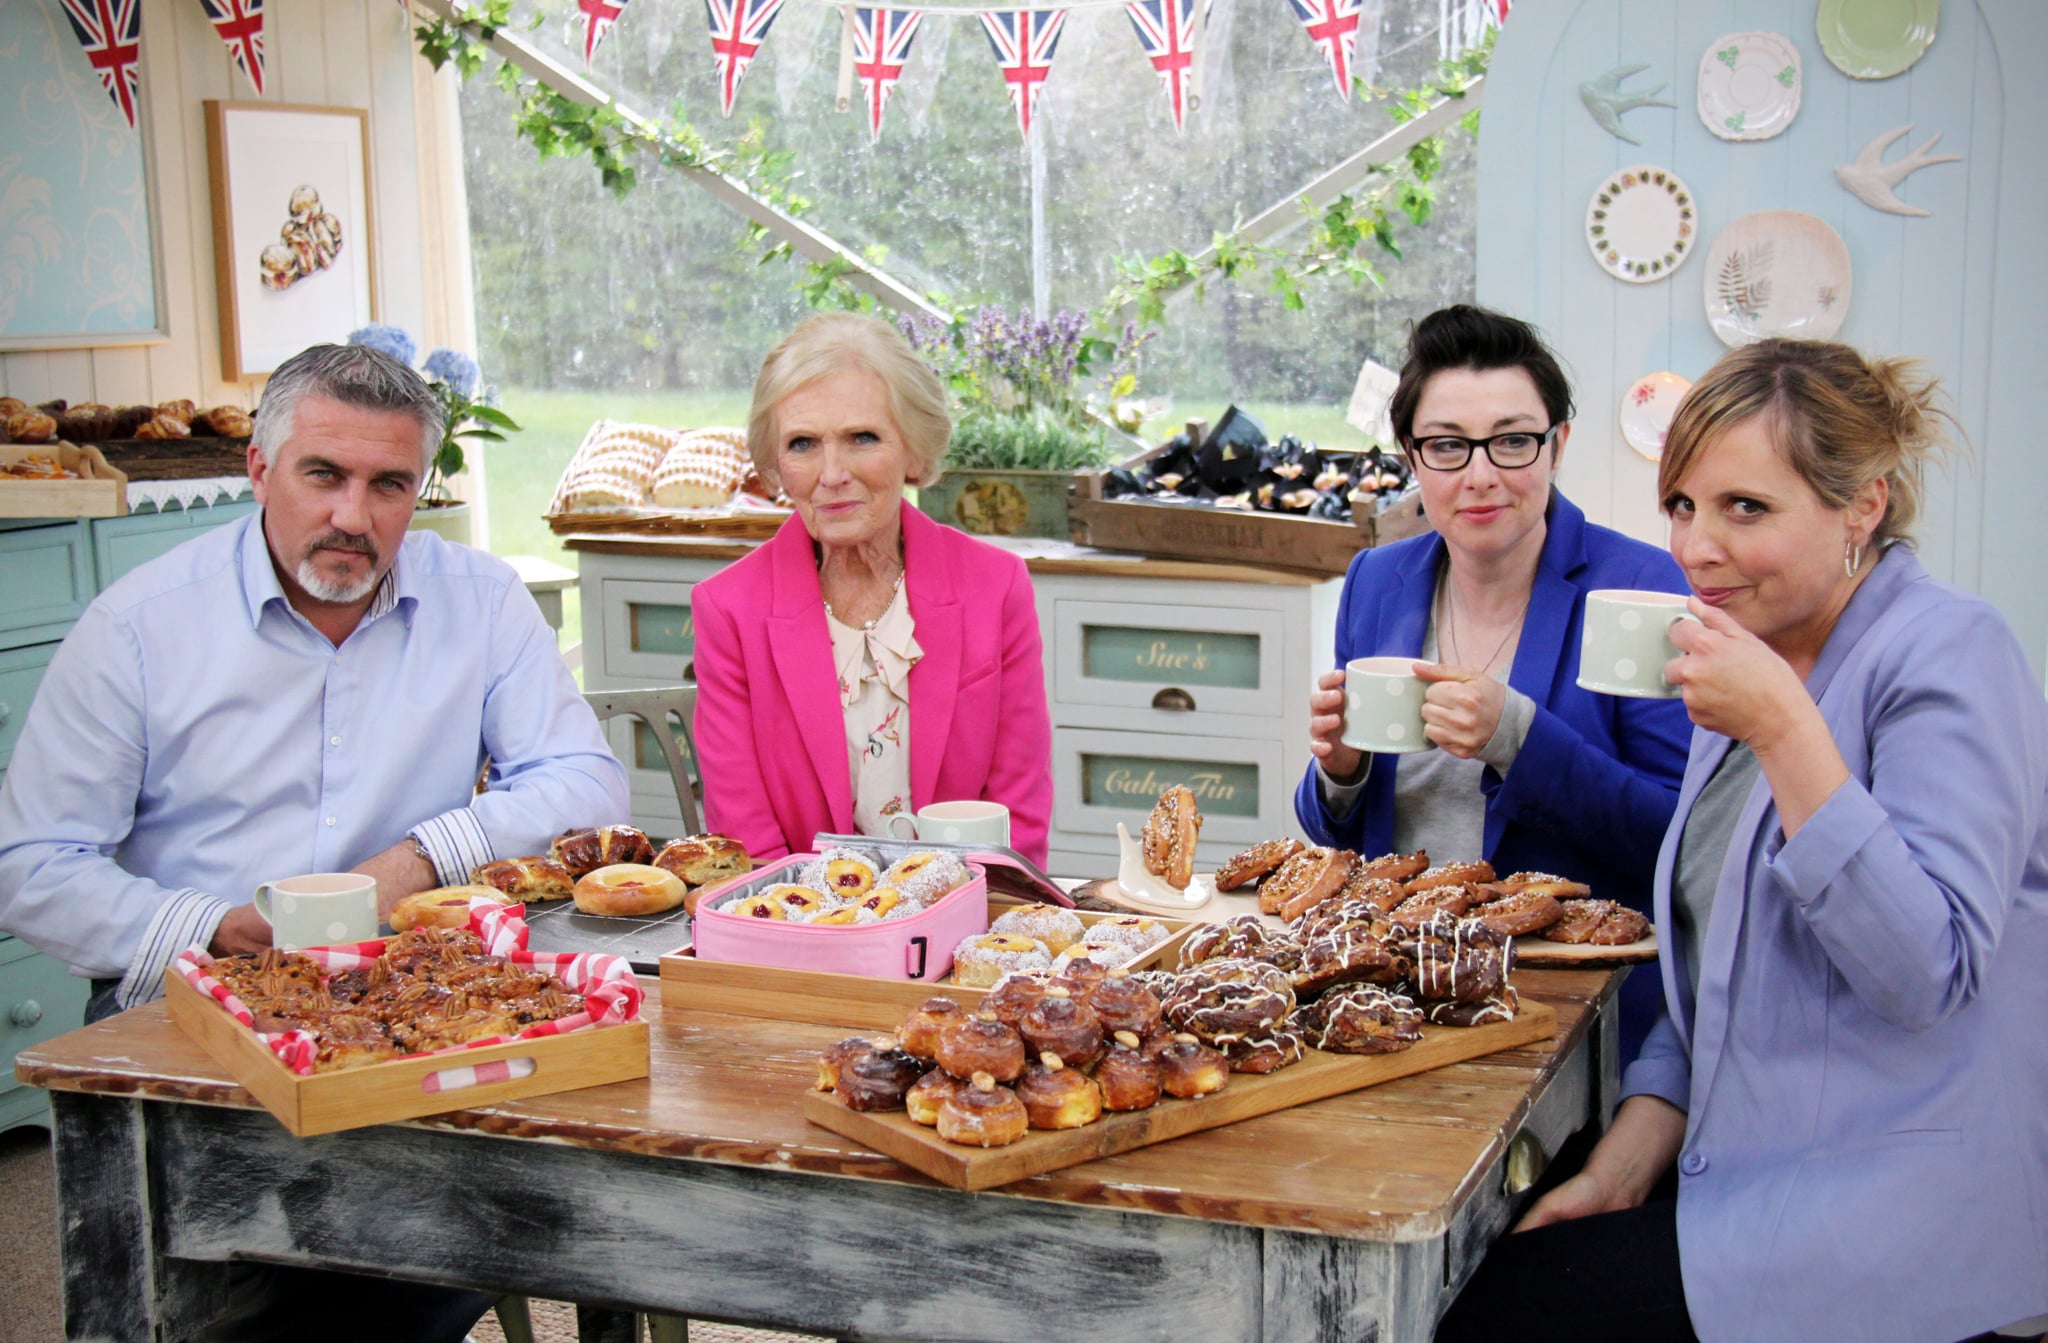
825,585,924,838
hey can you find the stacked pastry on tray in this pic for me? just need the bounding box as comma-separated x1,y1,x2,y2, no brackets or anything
950,906,1173,987
550,419,785,513
391,825,755,929
209,928,586,1072
814,963,1232,1148
718,845,974,927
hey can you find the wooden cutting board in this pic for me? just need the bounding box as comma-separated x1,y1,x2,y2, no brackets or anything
803,998,1556,1191
1509,933,1658,967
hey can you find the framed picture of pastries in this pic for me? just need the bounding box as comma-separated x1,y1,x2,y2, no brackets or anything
205,101,377,380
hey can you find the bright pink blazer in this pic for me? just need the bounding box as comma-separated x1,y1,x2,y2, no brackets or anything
692,501,1054,865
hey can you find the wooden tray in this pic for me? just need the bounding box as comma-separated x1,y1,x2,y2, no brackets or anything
804,1000,1557,1190
1509,933,1659,967
545,508,789,539
661,900,1194,1033
163,968,650,1137
0,442,127,517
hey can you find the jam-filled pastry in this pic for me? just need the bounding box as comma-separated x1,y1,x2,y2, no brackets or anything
881,851,972,908
1403,860,1495,895
1094,1031,1164,1111
951,932,1054,988
804,904,879,926
936,1072,1029,1148
1294,984,1424,1054
1541,899,1649,945
837,1037,925,1111
1156,1033,1231,1097
815,1036,872,1091
857,886,903,919
1019,987,1107,1069
802,846,882,901
935,1013,1027,1083
1468,889,1565,938
724,893,788,920
572,863,688,917
1086,969,1164,1037
470,856,575,903
1141,785,1203,889
1013,1053,1104,1129
896,995,965,1062
905,1068,966,1126
764,883,831,918
1214,837,1304,892
1423,984,1520,1027
990,903,1086,957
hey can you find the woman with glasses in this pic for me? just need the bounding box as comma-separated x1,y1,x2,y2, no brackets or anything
1295,304,1692,1060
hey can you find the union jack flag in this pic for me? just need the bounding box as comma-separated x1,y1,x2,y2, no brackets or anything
1125,0,1198,133
979,9,1066,141
59,0,142,130
705,0,786,117
1286,0,1361,101
851,8,922,143
577,0,631,65
198,0,265,97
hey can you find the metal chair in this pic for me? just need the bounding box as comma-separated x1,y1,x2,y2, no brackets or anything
582,685,702,836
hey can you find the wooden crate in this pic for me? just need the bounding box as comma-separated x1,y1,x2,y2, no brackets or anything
163,970,650,1137
0,443,127,518
804,1001,1557,1191
1068,439,1431,577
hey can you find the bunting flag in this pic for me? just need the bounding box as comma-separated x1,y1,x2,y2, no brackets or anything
577,0,631,64
58,0,143,130
979,9,1066,141
198,0,265,97
1286,0,1361,100
1125,0,1198,133
1487,0,1511,22
705,0,787,116
851,8,923,142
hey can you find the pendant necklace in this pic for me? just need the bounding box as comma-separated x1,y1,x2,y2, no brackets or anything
1439,576,1527,675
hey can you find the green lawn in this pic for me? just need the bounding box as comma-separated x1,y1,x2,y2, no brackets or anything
477,388,1362,650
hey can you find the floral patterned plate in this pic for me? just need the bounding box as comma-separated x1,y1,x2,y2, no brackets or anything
1618,371,1694,462
1703,211,1852,347
1585,166,1698,284
1818,0,1939,80
1698,31,1802,141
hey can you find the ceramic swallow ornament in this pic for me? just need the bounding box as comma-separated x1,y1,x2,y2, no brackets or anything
1835,124,1962,217
1580,64,1676,145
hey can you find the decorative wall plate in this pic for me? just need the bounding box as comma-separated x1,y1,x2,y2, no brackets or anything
1703,211,1852,347
1698,31,1802,140
1585,166,1697,284
1817,0,1939,80
1619,371,1693,461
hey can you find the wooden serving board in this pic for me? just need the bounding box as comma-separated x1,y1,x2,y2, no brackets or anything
163,969,650,1137
545,508,790,538
1509,933,1659,967
803,999,1556,1191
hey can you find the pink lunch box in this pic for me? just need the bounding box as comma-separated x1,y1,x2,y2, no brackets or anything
690,853,990,981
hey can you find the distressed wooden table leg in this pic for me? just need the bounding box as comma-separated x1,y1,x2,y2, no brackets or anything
576,1305,638,1343
1262,1228,1442,1342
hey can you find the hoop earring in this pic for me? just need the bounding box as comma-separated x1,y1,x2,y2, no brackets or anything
1844,538,1864,578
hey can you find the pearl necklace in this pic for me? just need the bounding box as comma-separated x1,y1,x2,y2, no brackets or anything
823,573,904,631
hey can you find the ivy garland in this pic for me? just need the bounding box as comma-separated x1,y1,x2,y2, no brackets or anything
412,2,1489,344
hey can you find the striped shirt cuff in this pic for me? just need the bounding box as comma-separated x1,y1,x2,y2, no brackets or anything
117,890,233,1010
411,809,494,888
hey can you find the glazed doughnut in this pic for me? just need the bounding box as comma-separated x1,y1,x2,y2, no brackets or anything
573,863,688,916
1358,849,1430,885
1014,1054,1104,1129
905,1067,967,1126
1156,1033,1230,1097
936,1072,1029,1148
1214,837,1304,892
389,886,512,932
1082,916,1171,961
1222,1028,1306,1074
724,893,788,920
1141,785,1203,889
1540,899,1650,945
934,1013,1027,1083
897,995,965,1061
838,1038,925,1111
951,933,1054,988
990,903,1086,956
1094,1031,1164,1111
881,851,973,907
1292,921,1407,996
470,856,575,903
1468,889,1565,937
983,972,1050,1028
1161,958,1297,1047
1489,871,1593,901
1018,987,1107,1068
1259,847,1355,917
815,1036,872,1090
1403,860,1496,895
1387,884,1477,930
1086,970,1164,1038
651,833,754,888
1424,984,1520,1027
1294,984,1424,1054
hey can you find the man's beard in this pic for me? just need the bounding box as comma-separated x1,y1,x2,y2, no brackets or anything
295,530,381,603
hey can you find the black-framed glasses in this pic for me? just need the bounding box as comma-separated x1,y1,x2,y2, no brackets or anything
1405,424,1561,471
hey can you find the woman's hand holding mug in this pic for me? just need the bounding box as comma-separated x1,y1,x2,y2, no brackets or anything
1415,663,1508,758
1309,668,1366,783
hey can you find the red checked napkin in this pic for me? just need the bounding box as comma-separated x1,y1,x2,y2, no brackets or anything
171,897,644,1077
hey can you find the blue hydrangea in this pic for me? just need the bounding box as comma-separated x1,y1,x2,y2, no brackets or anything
346,324,417,366
422,347,481,396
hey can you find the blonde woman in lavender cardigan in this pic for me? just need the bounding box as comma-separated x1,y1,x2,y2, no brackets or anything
1439,341,2048,1343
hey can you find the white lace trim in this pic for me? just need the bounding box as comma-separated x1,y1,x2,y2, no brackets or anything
127,475,254,513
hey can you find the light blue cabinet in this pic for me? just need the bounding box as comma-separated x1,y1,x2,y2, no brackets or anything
0,501,257,1132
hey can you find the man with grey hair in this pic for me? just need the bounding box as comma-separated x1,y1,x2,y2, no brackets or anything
0,343,628,1340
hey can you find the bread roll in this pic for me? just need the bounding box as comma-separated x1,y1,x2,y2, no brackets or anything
652,834,754,888
470,856,575,902
5,411,56,444
390,885,513,932
573,863,688,917
196,405,254,438
133,414,191,440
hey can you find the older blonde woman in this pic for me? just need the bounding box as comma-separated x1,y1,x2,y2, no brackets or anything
691,313,1054,863
1438,340,2048,1343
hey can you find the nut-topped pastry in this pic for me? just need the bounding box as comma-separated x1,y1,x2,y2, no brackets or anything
1086,969,1164,1037
1214,837,1304,892
815,1036,872,1091
1155,1033,1230,1098
935,1013,1027,1083
1094,1031,1164,1111
905,1068,967,1126
1141,785,1203,889
983,972,1050,1028
897,995,966,1062
936,1072,1029,1148
1013,1053,1103,1129
1018,987,1106,1069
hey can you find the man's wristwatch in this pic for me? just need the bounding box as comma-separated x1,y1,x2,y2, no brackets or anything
405,833,439,882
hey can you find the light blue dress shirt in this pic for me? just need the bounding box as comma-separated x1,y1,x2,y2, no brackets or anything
0,512,629,1009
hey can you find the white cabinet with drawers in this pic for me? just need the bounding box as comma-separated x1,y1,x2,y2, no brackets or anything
569,534,1343,871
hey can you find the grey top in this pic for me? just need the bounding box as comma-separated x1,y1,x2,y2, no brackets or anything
1672,741,1763,997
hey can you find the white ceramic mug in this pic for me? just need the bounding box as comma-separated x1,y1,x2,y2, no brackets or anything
252,872,382,950
887,800,1012,847
1577,589,1701,698
1340,656,1435,754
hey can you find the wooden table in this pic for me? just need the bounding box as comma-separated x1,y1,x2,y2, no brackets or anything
17,968,1623,1343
